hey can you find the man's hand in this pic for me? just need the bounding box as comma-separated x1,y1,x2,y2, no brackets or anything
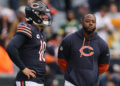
22,68,36,79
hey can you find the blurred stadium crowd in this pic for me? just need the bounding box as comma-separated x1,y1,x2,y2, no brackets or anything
0,0,120,86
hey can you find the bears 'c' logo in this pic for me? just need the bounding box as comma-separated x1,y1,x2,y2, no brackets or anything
80,46,94,58
31,3,39,9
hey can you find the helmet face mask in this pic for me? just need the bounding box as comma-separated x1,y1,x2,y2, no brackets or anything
25,1,52,26
32,9,52,26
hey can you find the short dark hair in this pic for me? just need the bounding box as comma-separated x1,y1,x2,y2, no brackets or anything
80,13,95,22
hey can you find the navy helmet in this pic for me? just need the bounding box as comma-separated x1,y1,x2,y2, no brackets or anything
25,1,52,25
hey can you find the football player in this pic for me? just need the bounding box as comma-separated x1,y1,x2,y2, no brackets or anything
6,1,51,86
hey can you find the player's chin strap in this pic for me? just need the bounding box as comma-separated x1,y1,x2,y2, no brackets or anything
80,37,86,58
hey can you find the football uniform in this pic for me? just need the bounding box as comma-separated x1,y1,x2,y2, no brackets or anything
6,1,52,86
7,23,46,84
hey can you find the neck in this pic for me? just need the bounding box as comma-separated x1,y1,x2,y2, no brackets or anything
33,24,43,31
82,29,94,39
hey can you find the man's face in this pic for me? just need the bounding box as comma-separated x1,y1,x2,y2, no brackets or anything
39,12,51,25
40,13,49,21
82,14,96,34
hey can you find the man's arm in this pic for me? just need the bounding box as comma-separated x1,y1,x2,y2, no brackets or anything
6,23,32,69
98,42,110,74
6,34,26,70
6,34,36,79
58,38,70,72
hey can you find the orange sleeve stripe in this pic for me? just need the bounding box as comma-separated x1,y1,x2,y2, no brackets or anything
17,30,32,38
18,28,32,33
58,58,67,72
22,81,24,86
99,64,109,74
18,25,31,30
17,29,32,36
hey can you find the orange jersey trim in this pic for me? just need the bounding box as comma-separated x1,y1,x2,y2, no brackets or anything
99,64,109,74
18,25,31,30
22,81,24,86
17,30,32,38
58,58,67,72
18,28,32,34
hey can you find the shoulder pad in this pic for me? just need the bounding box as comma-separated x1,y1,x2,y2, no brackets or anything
16,23,32,38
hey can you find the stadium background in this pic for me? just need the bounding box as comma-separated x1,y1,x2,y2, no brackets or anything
0,0,120,86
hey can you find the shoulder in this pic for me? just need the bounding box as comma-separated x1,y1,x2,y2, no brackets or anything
62,33,75,43
97,35,109,50
97,36,107,45
16,23,32,38
61,33,76,48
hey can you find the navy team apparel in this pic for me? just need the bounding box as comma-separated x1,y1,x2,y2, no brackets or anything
6,23,46,84
58,29,110,86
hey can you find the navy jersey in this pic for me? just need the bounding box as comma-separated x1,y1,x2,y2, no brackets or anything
16,23,47,83
58,29,110,86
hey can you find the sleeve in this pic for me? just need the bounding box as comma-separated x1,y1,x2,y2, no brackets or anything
58,38,70,72
6,34,27,70
45,45,56,63
98,42,110,74
16,24,32,38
